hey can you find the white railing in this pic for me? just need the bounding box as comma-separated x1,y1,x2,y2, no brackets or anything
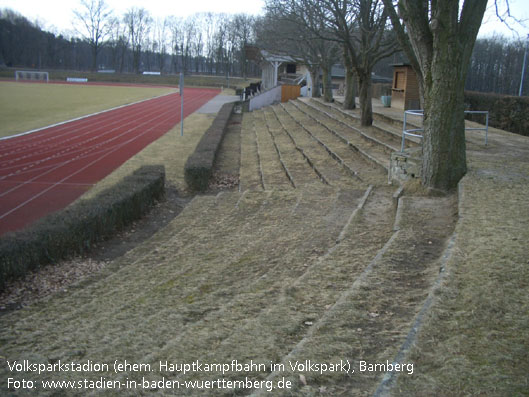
400,110,424,152
401,110,489,152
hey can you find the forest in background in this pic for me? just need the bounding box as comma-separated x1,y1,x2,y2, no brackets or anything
0,7,260,78
0,6,527,97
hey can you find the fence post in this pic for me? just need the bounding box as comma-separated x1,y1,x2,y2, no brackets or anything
180,73,184,137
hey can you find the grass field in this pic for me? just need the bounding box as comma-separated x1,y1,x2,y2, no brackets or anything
0,82,176,138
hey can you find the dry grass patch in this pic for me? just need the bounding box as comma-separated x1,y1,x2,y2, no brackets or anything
395,130,529,396
0,187,372,394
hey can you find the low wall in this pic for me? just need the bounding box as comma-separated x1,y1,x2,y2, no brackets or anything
389,147,422,184
184,102,235,191
249,86,282,111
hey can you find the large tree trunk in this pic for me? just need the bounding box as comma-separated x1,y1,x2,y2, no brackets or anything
357,70,373,126
421,47,467,191
310,68,321,98
382,0,487,191
322,66,333,102
342,47,356,109
343,65,356,109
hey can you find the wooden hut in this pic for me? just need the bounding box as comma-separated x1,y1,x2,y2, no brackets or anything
391,64,421,110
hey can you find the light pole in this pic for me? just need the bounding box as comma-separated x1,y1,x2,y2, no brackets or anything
519,35,528,97
179,46,184,136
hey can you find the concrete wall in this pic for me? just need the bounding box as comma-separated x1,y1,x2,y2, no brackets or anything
389,147,422,184
249,85,282,111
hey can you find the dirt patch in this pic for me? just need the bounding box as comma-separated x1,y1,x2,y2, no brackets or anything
208,111,242,192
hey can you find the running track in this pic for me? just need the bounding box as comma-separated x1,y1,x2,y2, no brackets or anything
0,87,219,235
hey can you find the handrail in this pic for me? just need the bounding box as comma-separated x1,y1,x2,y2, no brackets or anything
401,110,489,152
464,111,490,146
400,110,424,152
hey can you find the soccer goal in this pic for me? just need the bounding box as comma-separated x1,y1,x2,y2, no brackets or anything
15,70,49,83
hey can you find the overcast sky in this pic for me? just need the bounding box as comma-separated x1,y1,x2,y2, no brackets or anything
0,0,266,34
1,0,528,39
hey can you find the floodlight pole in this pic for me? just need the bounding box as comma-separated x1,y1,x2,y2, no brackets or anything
180,72,184,136
519,35,529,97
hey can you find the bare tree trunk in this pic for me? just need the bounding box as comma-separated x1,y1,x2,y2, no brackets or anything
310,68,321,98
322,66,333,102
357,70,373,126
382,0,486,191
422,51,467,191
343,65,356,109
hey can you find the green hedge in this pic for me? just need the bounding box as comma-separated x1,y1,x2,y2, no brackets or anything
0,165,165,291
184,102,235,191
465,91,529,136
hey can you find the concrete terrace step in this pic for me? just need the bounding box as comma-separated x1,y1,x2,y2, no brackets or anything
135,185,380,389
252,191,457,396
252,110,296,190
241,110,331,190
286,100,390,183
300,99,401,154
269,105,333,186
308,97,421,148
271,104,362,189
289,99,391,174
242,100,390,190
281,101,369,178
262,107,325,189
240,112,265,191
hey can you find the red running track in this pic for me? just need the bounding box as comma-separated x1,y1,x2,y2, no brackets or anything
0,87,219,235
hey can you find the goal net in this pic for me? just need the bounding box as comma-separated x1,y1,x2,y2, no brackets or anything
15,70,49,82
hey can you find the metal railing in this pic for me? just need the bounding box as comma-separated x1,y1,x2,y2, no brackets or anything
465,111,490,145
401,110,424,152
401,110,489,152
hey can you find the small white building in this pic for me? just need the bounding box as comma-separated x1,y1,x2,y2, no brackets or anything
258,50,312,95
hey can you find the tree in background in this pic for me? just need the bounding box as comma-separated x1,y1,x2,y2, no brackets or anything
267,0,397,124
73,0,113,71
153,18,169,74
262,0,340,101
319,0,398,124
124,7,152,73
382,0,488,191
0,7,256,78
107,16,128,72
232,14,256,79
466,35,528,95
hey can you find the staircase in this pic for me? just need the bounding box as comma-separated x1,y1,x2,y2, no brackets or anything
0,98,457,397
